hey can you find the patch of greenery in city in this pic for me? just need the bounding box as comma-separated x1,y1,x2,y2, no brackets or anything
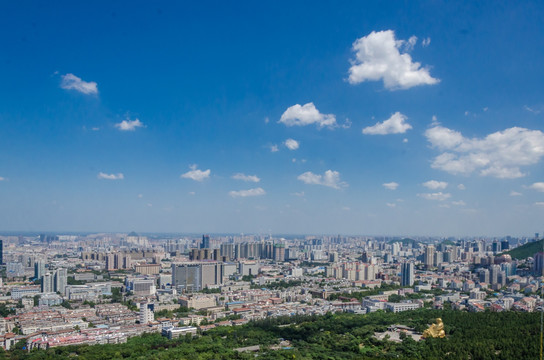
8,309,540,359
503,238,543,260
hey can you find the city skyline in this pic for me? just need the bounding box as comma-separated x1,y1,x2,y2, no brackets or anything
1,1,543,235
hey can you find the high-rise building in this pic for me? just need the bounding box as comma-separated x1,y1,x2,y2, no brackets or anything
139,303,154,324
34,260,46,280
424,245,435,269
41,272,54,293
479,269,490,284
401,262,414,286
201,235,210,249
534,252,544,276
489,264,500,285
273,244,285,262
0,239,3,265
54,268,67,294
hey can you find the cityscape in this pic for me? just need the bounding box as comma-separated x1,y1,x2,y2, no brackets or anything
1,1,544,359
0,231,541,355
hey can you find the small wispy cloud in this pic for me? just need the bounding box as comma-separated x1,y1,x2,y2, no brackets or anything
422,180,448,190
97,172,124,180
279,102,337,129
298,170,347,189
418,192,451,201
229,187,266,198
383,182,399,190
528,182,544,192
232,173,260,183
181,164,211,182
115,118,145,131
510,191,522,196
363,112,412,135
270,144,279,153
60,73,98,95
284,138,300,150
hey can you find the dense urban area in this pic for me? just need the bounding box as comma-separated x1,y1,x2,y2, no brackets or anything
0,232,541,358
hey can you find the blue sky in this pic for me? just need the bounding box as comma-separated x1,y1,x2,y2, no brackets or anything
0,1,543,236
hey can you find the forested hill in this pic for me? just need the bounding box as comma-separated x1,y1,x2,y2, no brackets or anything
6,310,540,360
503,239,543,260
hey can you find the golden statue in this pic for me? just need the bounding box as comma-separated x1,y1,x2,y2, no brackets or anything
422,318,445,338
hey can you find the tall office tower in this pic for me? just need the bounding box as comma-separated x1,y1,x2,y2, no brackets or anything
34,260,46,280
0,239,3,265
401,262,415,286
501,239,510,251
139,303,154,324
424,245,435,269
489,264,501,284
41,272,54,293
479,269,490,284
54,268,67,294
329,252,339,263
201,235,210,249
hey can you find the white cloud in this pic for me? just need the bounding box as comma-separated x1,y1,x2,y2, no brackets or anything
60,73,98,95
529,182,544,192
348,30,439,90
403,138,408,143
524,105,541,114
115,118,145,131
229,187,266,198
181,165,210,182
422,37,431,47
0,177,5,181
97,172,124,180
423,180,448,190
188,191,196,195
386,203,397,208
452,200,466,206
342,206,351,211
284,138,300,150
270,144,279,153
232,173,260,183
138,194,143,198
425,125,544,179
362,112,412,135
535,202,544,207
457,184,466,190
279,102,337,129
418,192,451,201
297,170,347,189
292,191,305,197
510,191,522,196
382,182,399,190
